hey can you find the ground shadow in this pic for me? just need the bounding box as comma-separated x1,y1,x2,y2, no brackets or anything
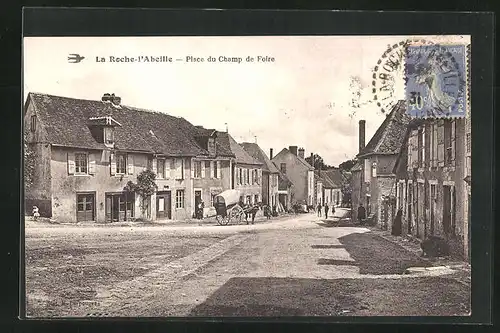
311,245,344,249
188,276,470,317
335,232,431,275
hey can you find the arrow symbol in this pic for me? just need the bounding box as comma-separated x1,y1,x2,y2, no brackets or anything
68,54,85,63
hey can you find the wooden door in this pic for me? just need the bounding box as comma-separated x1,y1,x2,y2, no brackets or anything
156,192,172,219
77,193,95,222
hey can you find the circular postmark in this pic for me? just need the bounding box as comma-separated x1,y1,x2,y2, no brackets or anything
405,43,467,118
371,38,435,114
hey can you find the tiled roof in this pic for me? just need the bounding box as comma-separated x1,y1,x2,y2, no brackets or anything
315,168,342,189
26,92,234,157
357,100,410,158
240,142,280,173
227,134,262,166
273,148,314,170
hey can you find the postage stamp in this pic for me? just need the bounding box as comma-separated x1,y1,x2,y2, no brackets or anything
405,44,468,118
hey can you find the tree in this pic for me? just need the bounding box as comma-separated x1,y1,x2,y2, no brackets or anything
338,159,357,172
305,154,333,170
24,131,35,190
124,169,158,218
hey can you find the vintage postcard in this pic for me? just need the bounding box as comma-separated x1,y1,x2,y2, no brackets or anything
23,34,472,318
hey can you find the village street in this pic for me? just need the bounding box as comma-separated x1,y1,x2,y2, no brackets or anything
25,209,470,318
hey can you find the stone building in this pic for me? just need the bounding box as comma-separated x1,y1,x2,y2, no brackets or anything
24,92,234,223
393,116,471,261
271,146,315,206
240,143,280,208
350,100,410,228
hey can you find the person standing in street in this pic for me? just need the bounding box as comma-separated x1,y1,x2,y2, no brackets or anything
357,203,366,224
324,202,329,220
317,203,322,217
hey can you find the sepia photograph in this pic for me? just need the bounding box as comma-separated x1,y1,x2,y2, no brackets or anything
23,34,472,318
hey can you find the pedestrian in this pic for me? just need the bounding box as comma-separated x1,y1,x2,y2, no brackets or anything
331,203,336,218
264,205,271,219
324,202,329,220
32,205,40,221
316,203,322,217
197,200,204,219
357,203,366,224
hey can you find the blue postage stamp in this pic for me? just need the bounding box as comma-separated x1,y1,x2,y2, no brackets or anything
405,44,467,118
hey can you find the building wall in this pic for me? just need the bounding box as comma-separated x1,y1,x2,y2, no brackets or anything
262,171,270,204
24,101,53,216
50,147,195,222
269,173,279,208
191,158,231,217
398,119,469,259
234,163,262,204
351,169,362,220
272,153,309,205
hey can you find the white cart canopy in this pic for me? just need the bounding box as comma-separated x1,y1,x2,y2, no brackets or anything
214,189,241,207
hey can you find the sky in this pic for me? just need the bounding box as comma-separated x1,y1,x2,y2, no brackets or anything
23,35,469,166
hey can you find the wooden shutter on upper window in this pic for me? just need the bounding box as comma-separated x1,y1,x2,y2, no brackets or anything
411,130,419,169
210,161,214,179
110,152,116,175
175,158,182,179
437,121,445,167
216,161,221,179
201,161,206,178
152,157,158,175
450,120,456,167
67,152,76,175
127,154,134,175
191,159,195,179
88,153,96,175
165,159,171,179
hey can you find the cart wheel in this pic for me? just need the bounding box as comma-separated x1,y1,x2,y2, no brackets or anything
216,215,229,226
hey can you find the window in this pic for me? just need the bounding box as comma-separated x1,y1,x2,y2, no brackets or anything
429,124,436,167
255,194,259,203
444,120,455,166
157,159,165,179
175,190,185,209
280,163,286,174
371,162,377,178
205,161,211,178
30,115,36,132
126,195,134,218
115,153,127,174
194,161,202,178
246,169,250,184
75,153,88,174
213,161,218,178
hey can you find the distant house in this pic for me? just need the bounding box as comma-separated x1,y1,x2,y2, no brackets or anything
227,135,263,205
240,143,280,208
24,92,235,223
350,100,410,228
275,166,293,212
392,114,471,261
320,168,343,207
271,146,315,206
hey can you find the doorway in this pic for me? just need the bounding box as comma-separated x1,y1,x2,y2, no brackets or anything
156,191,172,219
76,193,95,222
105,192,134,222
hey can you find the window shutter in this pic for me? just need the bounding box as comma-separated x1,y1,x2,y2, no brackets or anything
127,154,134,175
165,159,171,179
210,161,214,179
110,152,116,175
175,158,182,179
433,123,438,167
451,120,456,167
152,157,158,175
191,159,195,179
67,152,75,175
411,130,418,168
217,161,221,179
88,153,96,175
258,169,262,185
437,121,445,167
201,161,206,178
422,127,426,168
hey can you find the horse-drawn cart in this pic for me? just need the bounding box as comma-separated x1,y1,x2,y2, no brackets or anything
214,190,245,225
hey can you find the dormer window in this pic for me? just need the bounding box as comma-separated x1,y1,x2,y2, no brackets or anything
88,116,121,148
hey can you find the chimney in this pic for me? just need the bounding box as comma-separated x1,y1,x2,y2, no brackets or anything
310,152,314,167
289,146,298,156
359,120,366,153
269,148,274,160
298,147,305,159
